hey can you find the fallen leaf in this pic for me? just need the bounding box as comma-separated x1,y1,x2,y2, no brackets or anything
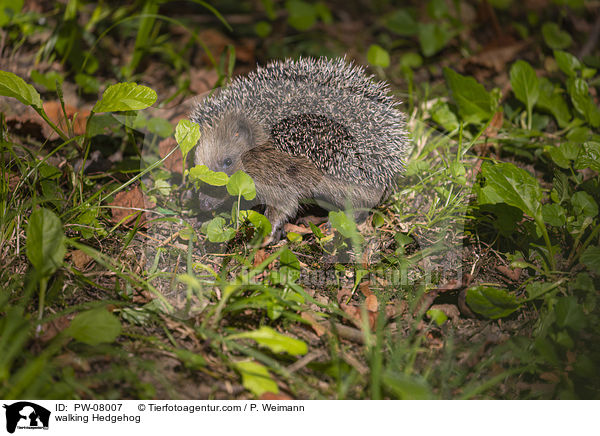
159,137,183,174
71,249,93,270
109,186,148,226
365,294,378,312
42,101,90,136
301,312,326,337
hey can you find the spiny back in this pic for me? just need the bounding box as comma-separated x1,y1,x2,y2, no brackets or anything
190,57,409,188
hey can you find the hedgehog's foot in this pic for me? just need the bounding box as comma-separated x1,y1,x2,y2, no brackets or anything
262,204,296,245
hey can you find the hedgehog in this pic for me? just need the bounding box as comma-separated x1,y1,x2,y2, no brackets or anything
191,57,409,243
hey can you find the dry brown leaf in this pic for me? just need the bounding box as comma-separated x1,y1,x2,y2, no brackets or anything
39,316,72,342
42,101,90,136
359,280,372,297
336,288,353,305
484,111,504,138
283,222,311,235
71,249,93,270
259,392,293,400
497,265,522,282
365,294,378,313
109,187,148,226
159,137,183,174
300,312,326,337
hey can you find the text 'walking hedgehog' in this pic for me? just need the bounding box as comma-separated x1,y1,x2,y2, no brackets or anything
191,57,409,243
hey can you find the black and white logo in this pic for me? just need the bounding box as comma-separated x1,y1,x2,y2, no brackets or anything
3,402,50,434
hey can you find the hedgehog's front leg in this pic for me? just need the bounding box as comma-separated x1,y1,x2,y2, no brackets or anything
261,204,296,245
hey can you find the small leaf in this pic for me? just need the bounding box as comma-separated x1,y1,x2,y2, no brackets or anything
367,44,390,68
92,82,157,112
476,162,542,222
189,164,229,186
575,142,600,172
329,210,358,239
26,208,66,276
205,217,236,243
175,119,201,158
555,296,586,330
580,246,600,273
571,191,598,218
554,50,581,77
66,307,122,346
226,170,256,200
235,360,278,396
542,22,572,50
466,286,520,319
419,22,453,57
535,78,571,127
147,117,174,138
285,0,317,31
0,70,42,108
239,210,272,237
229,326,308,355
280,248,301,283
384,9,418,36
443,68,494,125
427,309,448,326
542,203,566,226
566,78,600,127
510,60,540,117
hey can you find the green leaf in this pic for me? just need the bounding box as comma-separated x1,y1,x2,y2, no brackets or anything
26,208,66,276
535,78,571,127
542,22,572,49
30,70,64,92
476,162,542,222
382,372,432,400
431,101,459,132
510,60,540,120
229,326,307,355
580,246,600,273
443,68,494,125
92,82,157,112
384,9,418,36
566,78,600,127
173,348,206,370
555,296,586,330
367,44,390,68
226,170,256,200
205,217,236,243
571,191,598,218
285,0,317,31
466,286,520,319
544,142,580,169
254,21,272,38
426,0,448,19
280,248,301,283
66,307,122,346
235,360,278,396
0,70,42,109
175,119,201,158
554,50,581,77
0,0,24,26
419,22,453,57
329,210,358,239
542,203,566,226
189,164,229,186
426,309,448,325
239,210,272,237
575,142,600,172
147,117,174,138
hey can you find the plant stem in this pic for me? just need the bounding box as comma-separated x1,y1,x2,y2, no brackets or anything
35,107,69,142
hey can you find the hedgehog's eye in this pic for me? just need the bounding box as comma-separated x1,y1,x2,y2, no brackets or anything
223,158,233,168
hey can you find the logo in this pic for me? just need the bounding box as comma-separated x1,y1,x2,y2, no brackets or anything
3,402,50,434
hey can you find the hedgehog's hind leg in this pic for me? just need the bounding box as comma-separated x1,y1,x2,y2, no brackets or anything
262,202,299,245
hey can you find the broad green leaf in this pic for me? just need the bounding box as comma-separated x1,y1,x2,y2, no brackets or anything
280,248,301,283
329,210,358,239
189,164,229,186
566,78,600,127
525,281,557,300
476,162,542,222
147,117,174,138
229,326,307,355
66,307,122,346
235,360,278,396
92,82,157,112
419,22,453,57
544,142,580,169
554,50,581,77
555,296,586,330
536,78,571,127
239,210,272,237
580,246,600,273
575,142,600,172
226,170,256,200
443,68,494,125
0,0,23,26
466,286,520,319
205,217,236,243
384,9,418,36
431,101,459,132
285,0,317,31
427,308,448,325
382,372,432,400
367,44,390,68
26,208,66,276
175,119,201,157
173,348,206,369
571,191,598,218
541,22,572,49
510,60,539,118
0,70,42,108
542,203,566,226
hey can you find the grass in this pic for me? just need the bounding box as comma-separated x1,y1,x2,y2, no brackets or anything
1,0,599,400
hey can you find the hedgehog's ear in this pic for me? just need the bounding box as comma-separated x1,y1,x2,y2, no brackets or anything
234,117,253,143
